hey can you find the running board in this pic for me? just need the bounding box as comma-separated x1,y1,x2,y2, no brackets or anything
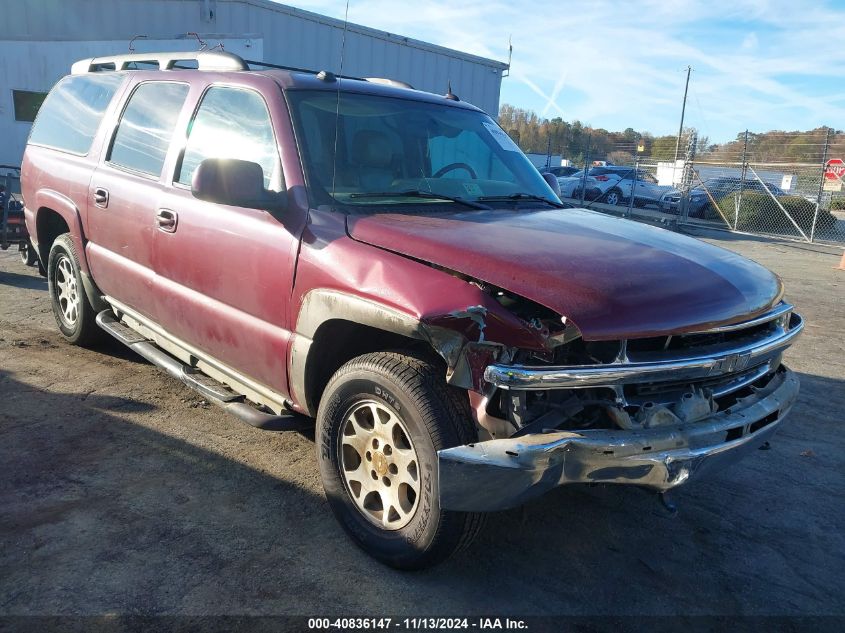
95,310,311,432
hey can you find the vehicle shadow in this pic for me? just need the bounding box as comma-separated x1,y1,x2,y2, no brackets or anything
1,369,842,617
0,269,47,291
0,369,334,616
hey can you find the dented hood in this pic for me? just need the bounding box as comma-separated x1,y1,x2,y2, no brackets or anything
346,208,783,340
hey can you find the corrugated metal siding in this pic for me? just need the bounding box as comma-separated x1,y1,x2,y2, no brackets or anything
5,0,505,114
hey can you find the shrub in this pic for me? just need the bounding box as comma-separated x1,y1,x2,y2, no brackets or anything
714,192,837,237
831,196,845,211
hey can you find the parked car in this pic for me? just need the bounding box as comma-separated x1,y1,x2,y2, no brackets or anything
22,51,803,570
558,166,672,206
543,165,579,177
611,168,676,207
661,177,787,217
557,168,604,200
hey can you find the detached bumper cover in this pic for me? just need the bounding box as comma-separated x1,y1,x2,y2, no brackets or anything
438,367,799,511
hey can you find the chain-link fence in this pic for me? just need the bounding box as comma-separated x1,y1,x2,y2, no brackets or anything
553,129,845,246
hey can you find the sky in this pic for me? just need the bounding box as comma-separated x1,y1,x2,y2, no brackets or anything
292,0,845,143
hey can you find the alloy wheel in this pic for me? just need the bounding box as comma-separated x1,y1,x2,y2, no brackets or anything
339,400,420,530
54,254,80,327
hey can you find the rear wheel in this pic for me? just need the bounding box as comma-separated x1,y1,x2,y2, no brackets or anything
19,241,38,266
47,234,101,346
317,351,483,569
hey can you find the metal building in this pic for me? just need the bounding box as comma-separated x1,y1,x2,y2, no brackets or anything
0,0,508,166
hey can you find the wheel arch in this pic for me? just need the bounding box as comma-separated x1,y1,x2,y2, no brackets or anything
33,190,87,273
290,290,465,417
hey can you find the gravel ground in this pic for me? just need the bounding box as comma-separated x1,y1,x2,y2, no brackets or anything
1,229,843,619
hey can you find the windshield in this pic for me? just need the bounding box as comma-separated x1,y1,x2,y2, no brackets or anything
286,90,558,213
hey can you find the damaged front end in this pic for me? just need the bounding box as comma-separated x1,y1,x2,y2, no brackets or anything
436,302,803,511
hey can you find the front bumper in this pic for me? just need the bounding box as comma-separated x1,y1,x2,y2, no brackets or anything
438,366,799,511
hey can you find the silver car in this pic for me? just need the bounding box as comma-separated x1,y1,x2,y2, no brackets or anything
560,166,674,207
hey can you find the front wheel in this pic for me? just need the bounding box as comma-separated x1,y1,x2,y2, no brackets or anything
317,351,483,569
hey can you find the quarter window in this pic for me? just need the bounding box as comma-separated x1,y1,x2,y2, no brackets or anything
177,86,281,190
28,74,123,154
109,82,189,177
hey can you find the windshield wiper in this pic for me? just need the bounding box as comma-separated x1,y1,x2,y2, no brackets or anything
478,193,567,208
348,189,491,210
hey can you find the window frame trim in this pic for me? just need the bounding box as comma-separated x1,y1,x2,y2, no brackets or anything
170,82,282,191
104,79,191,181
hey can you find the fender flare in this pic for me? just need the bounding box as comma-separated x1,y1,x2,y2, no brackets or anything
289,289,468,416
32,189,90,274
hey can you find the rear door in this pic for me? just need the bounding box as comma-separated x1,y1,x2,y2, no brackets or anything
85,79,190,318
152,77,303,398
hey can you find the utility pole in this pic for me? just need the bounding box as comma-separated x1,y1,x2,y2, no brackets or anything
673,65,692,163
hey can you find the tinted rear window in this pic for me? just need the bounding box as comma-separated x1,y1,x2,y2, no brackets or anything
28,74,123,155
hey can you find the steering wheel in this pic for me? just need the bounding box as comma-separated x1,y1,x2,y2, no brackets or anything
433,162,477,179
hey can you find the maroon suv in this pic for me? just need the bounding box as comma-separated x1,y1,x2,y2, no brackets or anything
22,51,803,569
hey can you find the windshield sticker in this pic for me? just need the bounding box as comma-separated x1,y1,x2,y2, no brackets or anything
483,122,521,152
462,182,482,196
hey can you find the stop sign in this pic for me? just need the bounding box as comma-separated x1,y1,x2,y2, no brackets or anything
825,158,844,181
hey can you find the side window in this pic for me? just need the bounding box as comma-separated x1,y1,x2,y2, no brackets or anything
109,82,189,177
28,74,123,154
177,86,281,191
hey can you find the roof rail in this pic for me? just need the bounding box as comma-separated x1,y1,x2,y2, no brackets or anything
363,77,415,90
244,59,413,89
71,51,249,74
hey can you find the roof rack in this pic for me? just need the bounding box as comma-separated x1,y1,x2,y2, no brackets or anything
71,51,416,90
71,50,249,74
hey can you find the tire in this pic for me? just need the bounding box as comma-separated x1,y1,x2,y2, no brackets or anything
605,189,623,206
317,351,483,570
47,233,101,346
19,241,38,267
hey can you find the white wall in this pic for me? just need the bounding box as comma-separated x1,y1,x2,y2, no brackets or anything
0,37,262,166
1,1,506,166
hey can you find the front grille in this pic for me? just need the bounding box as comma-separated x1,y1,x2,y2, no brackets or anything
626,318,779,362
484,303,802,392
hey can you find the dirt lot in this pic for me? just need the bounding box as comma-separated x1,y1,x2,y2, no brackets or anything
1,229,843,618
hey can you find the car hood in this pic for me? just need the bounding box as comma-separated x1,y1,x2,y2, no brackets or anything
346,208,783,341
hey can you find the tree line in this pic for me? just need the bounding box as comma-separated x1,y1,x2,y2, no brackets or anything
498,103,844,166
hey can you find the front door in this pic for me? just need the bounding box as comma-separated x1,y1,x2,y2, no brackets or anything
152,80,303,399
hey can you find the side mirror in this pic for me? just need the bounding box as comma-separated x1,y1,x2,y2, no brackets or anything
191,158,285,210
541,172,562,198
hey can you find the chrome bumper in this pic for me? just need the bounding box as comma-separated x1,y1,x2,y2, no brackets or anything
438,366,799,511
484,309,803,391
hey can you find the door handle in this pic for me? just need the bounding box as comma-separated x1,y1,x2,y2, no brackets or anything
155,209,178,233
93,187,109,208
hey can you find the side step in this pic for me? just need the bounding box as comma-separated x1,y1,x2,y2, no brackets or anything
95,310,311,432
